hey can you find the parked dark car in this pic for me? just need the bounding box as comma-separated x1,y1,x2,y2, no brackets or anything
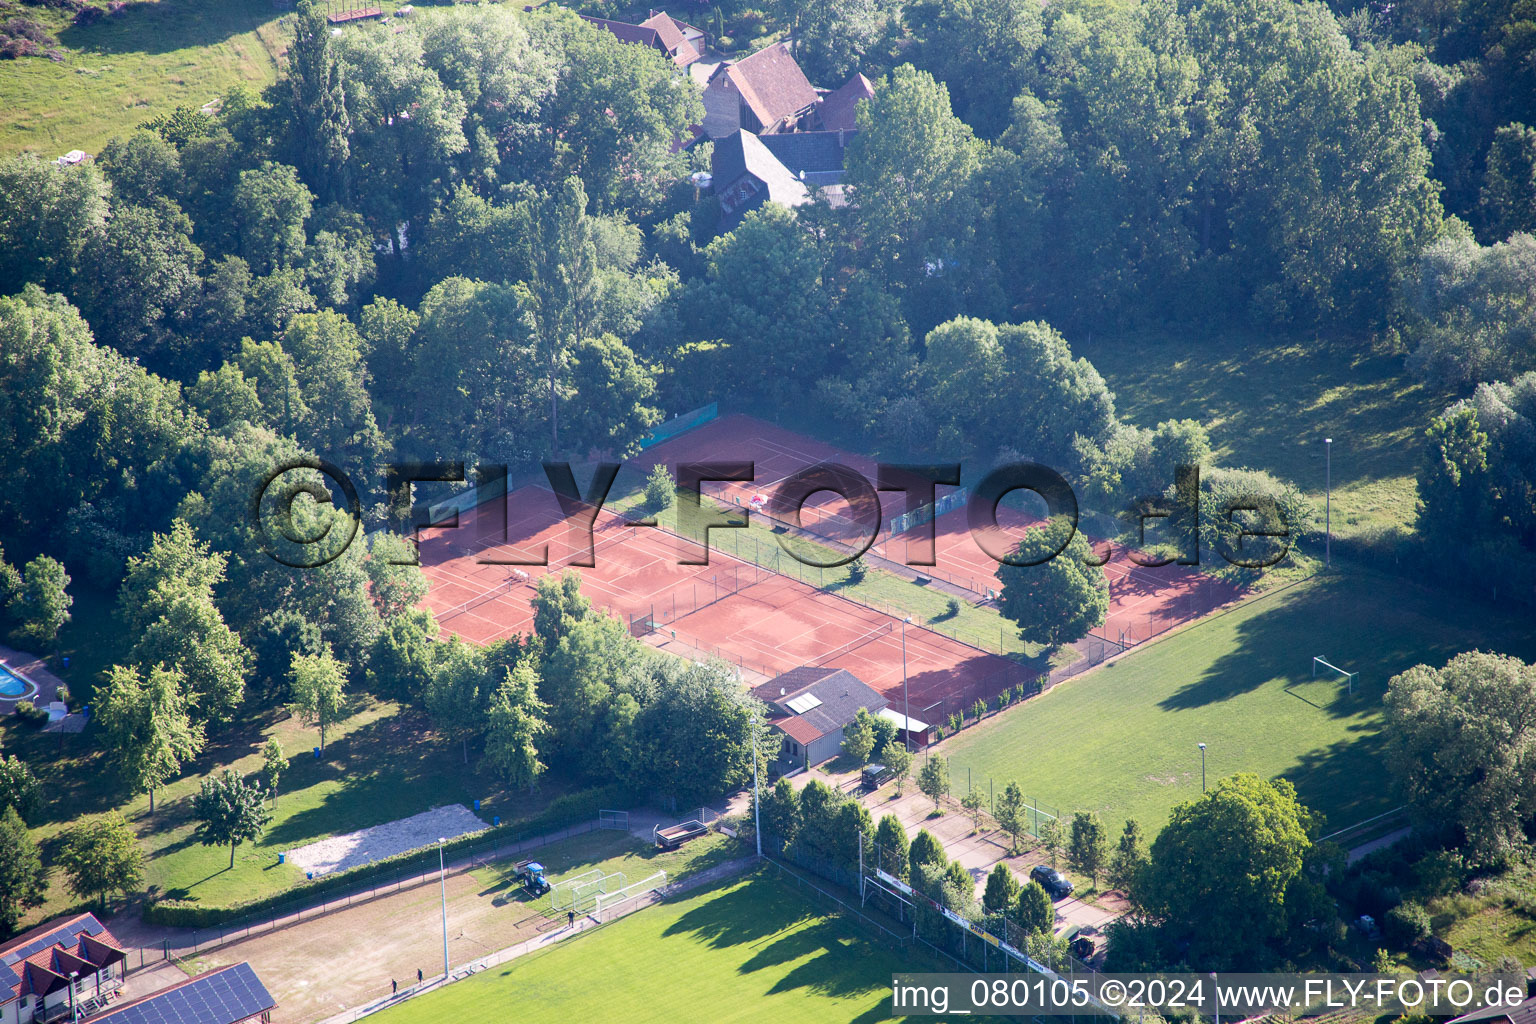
1031,864,1074,898
861,764,895,790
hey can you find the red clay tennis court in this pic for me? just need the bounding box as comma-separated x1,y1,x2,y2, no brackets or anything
636,413,1243,647
417,485,1030,718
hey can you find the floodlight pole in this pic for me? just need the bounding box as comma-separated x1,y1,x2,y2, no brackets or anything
1198,743,1207,793
902,618,911,752
752,717,762,859
1325,438,1332,569
438,838,449,981
69,971,78,1024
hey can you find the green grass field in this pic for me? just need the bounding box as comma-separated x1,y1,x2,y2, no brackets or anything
1,692,572,924
1076,332,1460,541
469,828,740,918
369,870,952,1024
940,570,1536,834
0,0,292,158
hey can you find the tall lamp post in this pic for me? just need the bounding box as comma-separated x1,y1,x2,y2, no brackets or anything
1324,438,1332,569
69,971,79,1024
1198,742,1207,793
751,713,762,859
901,617,911,751
437,837,449,981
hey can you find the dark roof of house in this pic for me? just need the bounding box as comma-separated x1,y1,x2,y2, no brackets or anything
94,963,275,1024
818,72,875,132
756,667,888,742
1452,998,1536,1024
711,129,810,229
759,130,854,175
711,43,819,131
1,914,123,1005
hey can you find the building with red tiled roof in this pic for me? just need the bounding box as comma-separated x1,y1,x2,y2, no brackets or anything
581,9,704,67
816,72,876,132
703,42,820,138
1,913,128,1024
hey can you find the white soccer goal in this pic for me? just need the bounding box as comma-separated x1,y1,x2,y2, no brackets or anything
547,868,605,909
593,871,667,915
1313,656,1359,696
598,809,629,831
559,872,625,913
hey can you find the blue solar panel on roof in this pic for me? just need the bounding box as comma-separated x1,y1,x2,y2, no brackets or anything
99,963,273,1024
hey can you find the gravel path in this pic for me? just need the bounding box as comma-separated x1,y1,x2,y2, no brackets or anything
288,805,488,877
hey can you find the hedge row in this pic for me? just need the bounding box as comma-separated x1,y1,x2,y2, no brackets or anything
142,782,636,929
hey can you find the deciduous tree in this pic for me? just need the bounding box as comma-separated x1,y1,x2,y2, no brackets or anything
1016,880,1054,935
997,521,1109,648
288,648,348,754
58,812,144,909
8,555,71,650
873,813,909,880
994,781,1029,853
1385,651,1536,865
983,862,1020,916
262,737,286,808
94,664,204,814
917,754,950,811
0,754,41,824
1110,819,1146,893
483,661,548,792
0,806,46,933
193,770,273,869
1139,774,1313,965
841,707,877,765
1068,811,1109,887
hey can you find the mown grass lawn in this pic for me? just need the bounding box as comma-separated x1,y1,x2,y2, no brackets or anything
1076,332,1462,539
0,0,293,158
470,828,740,917
4,692,571,926
369,869,959,1024
938,570,1536,834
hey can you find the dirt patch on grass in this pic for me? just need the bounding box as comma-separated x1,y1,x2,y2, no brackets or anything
286,805,487,877
186,865,562,1023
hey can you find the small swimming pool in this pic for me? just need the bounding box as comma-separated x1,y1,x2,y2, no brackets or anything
0,664,36,699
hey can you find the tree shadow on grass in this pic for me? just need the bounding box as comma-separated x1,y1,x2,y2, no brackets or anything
661,877,819,950
759,922,892,1000
1156,573,1535,715
1280,730,1393,830
263,712,480,848
57,0,270,58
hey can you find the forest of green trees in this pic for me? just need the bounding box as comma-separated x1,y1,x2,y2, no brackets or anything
1,0,1535,959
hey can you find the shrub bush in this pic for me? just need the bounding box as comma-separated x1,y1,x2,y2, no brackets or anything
12,700,47,726
1384,901,1432,948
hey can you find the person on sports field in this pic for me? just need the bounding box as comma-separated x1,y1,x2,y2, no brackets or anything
567,910,575,928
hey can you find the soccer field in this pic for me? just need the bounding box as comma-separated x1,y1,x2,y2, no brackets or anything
368,871,946,1024
942,571,1536,834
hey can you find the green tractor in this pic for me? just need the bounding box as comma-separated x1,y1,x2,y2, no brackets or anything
514,860,550,897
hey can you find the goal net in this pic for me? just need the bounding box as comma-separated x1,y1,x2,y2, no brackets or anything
593,871,667,915
552,871,626,913
547,868,604,909
1312,656,1359,696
